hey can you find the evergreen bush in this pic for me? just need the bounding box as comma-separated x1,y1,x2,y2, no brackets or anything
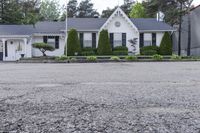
159,32,172,55
97,30,112,55
67,29,81,56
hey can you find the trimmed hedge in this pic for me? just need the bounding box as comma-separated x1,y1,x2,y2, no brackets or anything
140,46,159,55
113,51,128,55
113,46,128,51
81,47,97,56
159,32,172,55
67,29,81,56
97,30,112,55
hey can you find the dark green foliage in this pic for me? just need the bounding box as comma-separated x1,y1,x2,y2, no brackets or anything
67,29,81,56
32,43,55,56
140,46,159,55
97,30,112,55
113,51,128,55
81,47,97,56
0,0,39,24
77,0,99,18
67,0,78,17
113,46,128,55
159,32,172,55
113,46,128,51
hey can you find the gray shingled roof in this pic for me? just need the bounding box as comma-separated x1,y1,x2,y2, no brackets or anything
67,18,107,31
130,18,174,31
0,25,35,35
0,18,174,36
67,18,174,32
34,21,65,34
0,21,66,36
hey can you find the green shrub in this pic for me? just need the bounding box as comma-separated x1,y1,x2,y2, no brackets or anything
82,47,96,52
56,55,69,61
81,51,96,56
159,32,172,55
140,46,159,55
32,43,55,56
67,29,81,56
97,30,112,55
171,54,182,60
113,46,128,51
142,50,158,55
125,56,137,61
86,56,97,62
113,51,128,55
81,47,97,56
152,54,163,61
110,56,120,61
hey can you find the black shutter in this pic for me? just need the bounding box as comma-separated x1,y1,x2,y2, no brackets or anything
92,33,96,48
152,33,156,46
140,33,144,48
110,33,114,49
80,33,84,48
122,33,126,46
43,36,48,43
5,41,7,57
55,36,59,49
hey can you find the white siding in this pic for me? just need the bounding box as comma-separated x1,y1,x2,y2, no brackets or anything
102,16,139,54
156,32,164,46
32,36,65,57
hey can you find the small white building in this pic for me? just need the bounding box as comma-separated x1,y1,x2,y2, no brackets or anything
0,7,174,61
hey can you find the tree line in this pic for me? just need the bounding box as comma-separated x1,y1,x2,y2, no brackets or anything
0,0,64,24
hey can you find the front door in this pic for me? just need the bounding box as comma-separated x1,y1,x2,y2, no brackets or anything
0,42,3,60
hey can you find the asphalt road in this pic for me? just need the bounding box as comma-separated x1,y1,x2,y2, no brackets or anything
1,62,200,132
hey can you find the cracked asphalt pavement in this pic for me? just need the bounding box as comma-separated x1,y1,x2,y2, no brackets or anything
1,62,200,132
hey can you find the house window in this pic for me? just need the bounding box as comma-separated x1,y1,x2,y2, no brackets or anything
152,33,156,46
114,33,122,47
79,33,84,48
122,33,126,46
144,33,152,46
110,33,114,49
92,33,96,48
43,36,59,49
84,33,92,47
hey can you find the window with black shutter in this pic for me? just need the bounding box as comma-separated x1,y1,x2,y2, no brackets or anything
80,33,84,48
140,33,144,48
110,33,114,49
152,33,156,46
5,41,7,57
55,36,59,49
122,33,126,46
43,36,47,43
92,33,96,48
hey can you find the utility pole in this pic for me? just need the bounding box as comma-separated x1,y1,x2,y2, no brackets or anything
178,2,182,56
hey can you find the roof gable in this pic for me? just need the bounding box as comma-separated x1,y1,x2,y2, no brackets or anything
100,7,138,32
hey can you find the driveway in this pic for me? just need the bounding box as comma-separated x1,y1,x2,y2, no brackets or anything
0,62,200,132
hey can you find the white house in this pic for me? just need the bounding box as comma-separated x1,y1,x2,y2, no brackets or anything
0,7,174,61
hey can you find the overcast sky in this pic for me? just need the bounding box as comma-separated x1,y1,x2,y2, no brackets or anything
64,0,200,13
